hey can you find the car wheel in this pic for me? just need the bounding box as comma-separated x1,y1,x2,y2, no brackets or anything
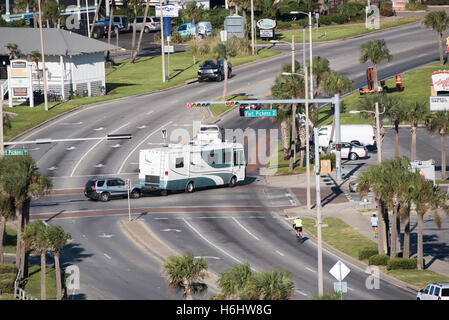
228,70,232,79
131,189,141,199
185,181,194,193
228,176,237,187
93,31,100,39
100,192,110,202
349,152,359,161
198,34,204,40
144,26,150,33
160,190,168,196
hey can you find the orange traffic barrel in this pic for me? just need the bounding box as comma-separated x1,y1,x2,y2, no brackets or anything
396,74,402,85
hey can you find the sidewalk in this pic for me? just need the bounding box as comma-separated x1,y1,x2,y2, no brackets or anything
264,171,449,279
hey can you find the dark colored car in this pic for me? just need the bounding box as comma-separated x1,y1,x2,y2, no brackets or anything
84,177,141,202
197,59,232,82
70,19,107,39
239,99,261,116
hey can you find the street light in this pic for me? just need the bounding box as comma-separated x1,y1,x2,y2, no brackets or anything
349,102,385,163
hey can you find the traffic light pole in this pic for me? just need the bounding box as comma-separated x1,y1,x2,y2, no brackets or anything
3,134,132,146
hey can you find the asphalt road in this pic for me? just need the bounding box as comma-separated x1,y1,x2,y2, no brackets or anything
16,22,449,299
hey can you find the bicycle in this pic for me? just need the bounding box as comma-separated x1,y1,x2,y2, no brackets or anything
293,226,304,243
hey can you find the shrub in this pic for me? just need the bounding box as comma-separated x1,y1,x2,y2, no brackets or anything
369,254,390,265
380,2,393,9
276,20,293,30
386,258,417,270
405,0,427,10
331,14,347,24
380,8,396,17
319,15,333,25
0,264,17,275
170,32,192,43
358,248,378,260
0,274,16,294
339,2,367,21
187,34,250,57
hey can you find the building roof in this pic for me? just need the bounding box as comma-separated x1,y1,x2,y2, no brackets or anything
0,27,121,56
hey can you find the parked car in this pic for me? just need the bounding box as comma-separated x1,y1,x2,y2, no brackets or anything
173,21,212,39
330,142,368,160
84,177,141,202
97,15,130,32
70,19,107,39
134,16,161,32
317,124,376,148
239,99,261,116
197,59,232,82
417,283,449,300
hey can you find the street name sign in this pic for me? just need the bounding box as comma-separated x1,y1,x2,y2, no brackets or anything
329,260,350,281
244,110,277,117
4,149,28,156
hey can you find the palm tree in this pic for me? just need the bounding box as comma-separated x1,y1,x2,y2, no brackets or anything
244,270,294,300
422,11,449,65
310,57,331,125
411,176,445,270
271,103,291,161
23,220,50,300
163,253,208,300
0,155,52,278
28,50,41,92
213,40,238,101
14,0,38,28
216,262,253,299
425,111,449,180
128,0,140,62
386,97,406,158
5,43,20,60
107,0,116,45
320,71,353,153
131,0,151,63
359,39,392,92
47,225,71,300
43,0,61,27
0,193,15,264
90,0,104,38
404,101,429,161
183,2,205,40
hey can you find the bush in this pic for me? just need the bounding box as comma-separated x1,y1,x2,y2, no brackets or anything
0,274,16,294
170,32,192,43
319,15,333,25
380,2,393,9
331,14,348,24
405,0,427,10
0,264,17,275
369,254,390,265
276,20,293,30
426,0,449,4
187,34,250,57
339,2,367,22
206,7,230,31
358,248,378,260
319,153,336,170
386,258,417,270
380,8,396,17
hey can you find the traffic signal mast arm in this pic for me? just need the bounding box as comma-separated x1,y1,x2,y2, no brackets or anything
187,98,339,108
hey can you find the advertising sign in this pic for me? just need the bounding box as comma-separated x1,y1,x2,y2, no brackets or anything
155,4,179,17
429,96,449,111
256,18,276,29
7,59,34,107
431,70,449,92
260,29,274,38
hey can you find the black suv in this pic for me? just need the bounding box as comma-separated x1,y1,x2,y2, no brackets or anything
84,178,141,202
70,20,107,39
198,59,232,82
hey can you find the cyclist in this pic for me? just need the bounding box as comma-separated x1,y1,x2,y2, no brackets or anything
293,217,303,241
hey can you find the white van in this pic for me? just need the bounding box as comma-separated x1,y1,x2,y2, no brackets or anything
317,125,376,148
138,140,246,195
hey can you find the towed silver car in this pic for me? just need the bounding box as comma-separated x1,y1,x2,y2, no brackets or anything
84,177,141,202
330,142,368,160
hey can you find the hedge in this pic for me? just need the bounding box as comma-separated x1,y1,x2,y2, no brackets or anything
368,254,390,266
386,258,417,270
358,248,378,260
319,15,333,25
0,274,16,294
331,14,347,24
0,264,17,275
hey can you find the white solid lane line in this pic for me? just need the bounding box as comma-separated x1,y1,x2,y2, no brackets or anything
117,121,173,174
231,217,260,241
275,250,285,257
70,122,130,177
306,267,316,273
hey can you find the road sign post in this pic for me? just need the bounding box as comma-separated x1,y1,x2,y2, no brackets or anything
329,260,350,298
126,178,131,221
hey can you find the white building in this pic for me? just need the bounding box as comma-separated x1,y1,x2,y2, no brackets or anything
0,27,119,100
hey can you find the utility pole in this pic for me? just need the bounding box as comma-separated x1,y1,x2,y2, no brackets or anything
251,0,255,55
335,93,342,181
304,28,311,210
160,0,166,83
38,0,49,111
308,12,313,105
0,94,3,157
375,102,382,164
314,127,323,296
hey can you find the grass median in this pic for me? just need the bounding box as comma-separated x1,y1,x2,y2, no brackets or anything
303,217,449,288
266,140,311,175
265,17,419,45
3,49,281,142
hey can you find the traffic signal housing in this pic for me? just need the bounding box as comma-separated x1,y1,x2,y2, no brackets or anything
187,102,211,108
225,101,240,107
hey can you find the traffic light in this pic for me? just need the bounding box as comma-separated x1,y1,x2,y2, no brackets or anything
187,102,211,108
225,101,240,107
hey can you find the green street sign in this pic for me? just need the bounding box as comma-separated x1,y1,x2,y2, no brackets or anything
245,110,277,117
4,149,28,156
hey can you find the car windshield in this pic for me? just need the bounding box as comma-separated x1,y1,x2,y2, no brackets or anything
442,288,449,296
201,61,217,68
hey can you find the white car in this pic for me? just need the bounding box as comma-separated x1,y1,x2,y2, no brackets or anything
134,16,161,33
417,283,449,300
330,142,368,160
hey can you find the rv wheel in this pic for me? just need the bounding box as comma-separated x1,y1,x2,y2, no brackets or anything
229,176,237,187
160,190,168,196
186,182,194,193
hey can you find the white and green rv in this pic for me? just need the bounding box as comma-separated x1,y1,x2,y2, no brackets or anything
138,140,246,194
